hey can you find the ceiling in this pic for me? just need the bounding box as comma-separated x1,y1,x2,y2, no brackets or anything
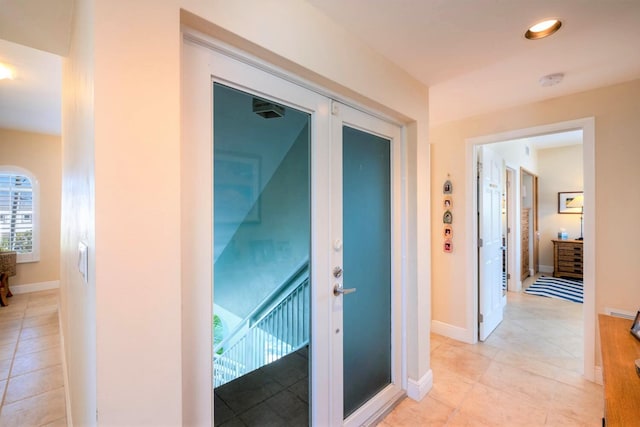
308,0,640,125
1,1,640,135
0,0,72,135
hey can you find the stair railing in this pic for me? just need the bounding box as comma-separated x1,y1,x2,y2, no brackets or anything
214,259,309,387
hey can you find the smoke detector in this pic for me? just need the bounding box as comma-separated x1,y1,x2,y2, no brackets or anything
539,73,564,87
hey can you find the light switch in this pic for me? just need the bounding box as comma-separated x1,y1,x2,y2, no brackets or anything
78,241,88,284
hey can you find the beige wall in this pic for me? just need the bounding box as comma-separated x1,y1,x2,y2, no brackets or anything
61,0,430,424
431,78,640,339
0,128,60,286
61,0,96,425
538,144,584,269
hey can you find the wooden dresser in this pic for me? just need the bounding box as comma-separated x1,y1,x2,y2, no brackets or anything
552,239,583,279
598,314,640,426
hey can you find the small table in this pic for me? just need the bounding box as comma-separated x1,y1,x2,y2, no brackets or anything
598,314,640,426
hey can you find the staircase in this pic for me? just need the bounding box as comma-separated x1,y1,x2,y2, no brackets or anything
214,260,310,387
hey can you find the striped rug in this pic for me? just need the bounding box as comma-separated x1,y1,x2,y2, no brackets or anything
524,276,583,303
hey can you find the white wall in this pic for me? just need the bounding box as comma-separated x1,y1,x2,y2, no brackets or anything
60,0,96,425
61,0,430,424
0,128,61,287
537,144,584,269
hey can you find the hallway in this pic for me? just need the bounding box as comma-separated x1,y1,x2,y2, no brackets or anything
0,289,66,426
381,290,602,425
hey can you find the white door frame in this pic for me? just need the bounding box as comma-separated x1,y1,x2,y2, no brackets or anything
505,167,516,294
181,30,411,425
465,117,596,381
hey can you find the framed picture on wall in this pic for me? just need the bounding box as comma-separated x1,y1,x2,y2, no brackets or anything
558,191,583,214
215,151,261,223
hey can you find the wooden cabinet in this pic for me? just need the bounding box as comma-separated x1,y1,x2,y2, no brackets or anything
552,239,583,279
521,208,530,280
598,314,640,426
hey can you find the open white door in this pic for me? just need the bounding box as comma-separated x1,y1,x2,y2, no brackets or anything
478,145,504,341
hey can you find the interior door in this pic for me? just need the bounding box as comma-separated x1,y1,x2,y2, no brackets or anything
478,145,504,341
330,102,403,426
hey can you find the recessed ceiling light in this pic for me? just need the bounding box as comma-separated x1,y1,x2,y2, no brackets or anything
525,19,562,40
0,63,14,80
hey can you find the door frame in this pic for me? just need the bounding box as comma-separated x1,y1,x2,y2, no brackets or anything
466,118,596,381
505,167,516,293
181,29,412,425
519,168,539,280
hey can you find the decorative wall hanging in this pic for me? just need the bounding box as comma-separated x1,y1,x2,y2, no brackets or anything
443,175,453,253
443,210,452,224
443,180,453,194
443,196,452,209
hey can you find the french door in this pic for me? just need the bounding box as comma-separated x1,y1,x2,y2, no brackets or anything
182,35,403,426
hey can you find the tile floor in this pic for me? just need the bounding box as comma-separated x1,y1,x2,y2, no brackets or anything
381,278,603,426
0,289,66,426
0,281,602,426
215,346,309,426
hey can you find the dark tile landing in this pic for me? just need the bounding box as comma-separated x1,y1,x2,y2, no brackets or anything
215,346,309,426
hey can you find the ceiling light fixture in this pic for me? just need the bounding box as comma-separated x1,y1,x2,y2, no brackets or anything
0,63,14,80
525,19,562,40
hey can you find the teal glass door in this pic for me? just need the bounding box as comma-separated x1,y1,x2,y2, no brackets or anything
342,125,392,417
212,83,311,426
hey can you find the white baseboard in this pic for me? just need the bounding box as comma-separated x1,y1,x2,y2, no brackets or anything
431,319,474,343
58,310,73,427
539,265,554,274
10,280,59,294
594,366,603,385
407,369,433,401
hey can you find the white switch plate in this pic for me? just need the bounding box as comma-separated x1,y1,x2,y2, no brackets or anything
78,241,88,284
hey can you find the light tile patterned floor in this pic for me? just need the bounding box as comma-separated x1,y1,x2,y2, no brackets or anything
0,284,602,426
0,289,66,426
381,283,603,426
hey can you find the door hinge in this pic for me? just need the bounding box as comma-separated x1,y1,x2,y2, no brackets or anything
478,238,483,248
477,161,483,174
507,273,511,280
331,101,340,116
479,313,484,323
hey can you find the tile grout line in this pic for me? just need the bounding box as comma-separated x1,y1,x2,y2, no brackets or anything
0,293,28,416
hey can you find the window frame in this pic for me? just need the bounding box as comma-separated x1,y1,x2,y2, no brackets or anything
0,165,40,263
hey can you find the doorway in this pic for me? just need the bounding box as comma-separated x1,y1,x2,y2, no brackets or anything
467,118,595,381
181,35,406,425
520,169,539,281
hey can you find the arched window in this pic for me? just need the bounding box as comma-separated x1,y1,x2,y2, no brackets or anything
0,166,39,263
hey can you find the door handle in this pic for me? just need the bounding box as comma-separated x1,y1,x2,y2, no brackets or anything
333,284,356,296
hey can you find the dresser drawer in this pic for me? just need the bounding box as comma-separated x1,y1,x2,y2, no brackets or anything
558,247,582,256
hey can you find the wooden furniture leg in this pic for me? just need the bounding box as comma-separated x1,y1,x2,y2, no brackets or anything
0,273,8,307
5,275,11,298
